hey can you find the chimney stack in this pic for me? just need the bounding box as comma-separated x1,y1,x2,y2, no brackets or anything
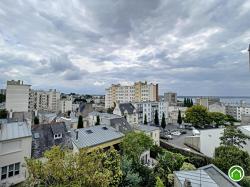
75,130,79,141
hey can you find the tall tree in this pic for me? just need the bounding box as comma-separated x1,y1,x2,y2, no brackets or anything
95,115,100,125
161,112,166,129
190,99,193,107
77,115,83,128
220,125,250,148
144,114,147,125
154,110,159,126
34,116,39,125
184,98,186,107
0,109,7,119
177,110,182,125
0,94,5,103
107,108,113,114
209,112,226,127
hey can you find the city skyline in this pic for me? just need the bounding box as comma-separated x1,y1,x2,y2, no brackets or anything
0,0,250,95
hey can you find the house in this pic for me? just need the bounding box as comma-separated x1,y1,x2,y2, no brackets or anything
174,164,240,187
71,125,124,152
209,102,226,114
168,106,187,124
135,125,160,146
0,122,32,186
38,112,57,124
113,103,138,127
31,122,72,159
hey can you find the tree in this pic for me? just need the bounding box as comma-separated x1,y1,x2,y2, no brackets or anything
190,99,193,107
177,110,182,125
225,114,238,125
95,115,100,125
34,116,39,125
107,108,113,114
161,112,166,129
121,132,153,163
184,98,187,107
240,176,250,187
0,109,7,119
154,110,159,126
155,177,164,187
0,94,5,103
77,115,83,128
209,112,226,127
213,145,250,175
180,162,196,171
220,125,250,148
185,105,211,128
119,156,141,187
144,114,147,125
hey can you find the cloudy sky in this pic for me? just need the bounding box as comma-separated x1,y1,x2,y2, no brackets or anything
0,0,250,96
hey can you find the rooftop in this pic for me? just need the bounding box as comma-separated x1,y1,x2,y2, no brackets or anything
119,103,135,114
0,122,32,141
72,125,124,149
136,125,160,133
88,111,121,119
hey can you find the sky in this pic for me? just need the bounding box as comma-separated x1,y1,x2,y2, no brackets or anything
0,0,250,96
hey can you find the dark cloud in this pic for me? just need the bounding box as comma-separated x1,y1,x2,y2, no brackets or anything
0,0,250,95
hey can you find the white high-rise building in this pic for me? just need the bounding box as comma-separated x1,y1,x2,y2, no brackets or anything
6,80,31,112
60,96,73,113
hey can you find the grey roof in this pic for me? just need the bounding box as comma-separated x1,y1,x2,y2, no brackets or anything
199,164,241,187
119,103,135,115
0,122,32,141
136,125,160,133
88,111,121,119
72,125,124,149
110,117,133,133
31,122,72,158
175,164,241,187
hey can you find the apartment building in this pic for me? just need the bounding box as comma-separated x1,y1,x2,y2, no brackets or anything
195,97,220,108
164,92,177,106
225,102,250,121
60,96,73,113
6,80,31,112
0,122,32,186
105,81,158,108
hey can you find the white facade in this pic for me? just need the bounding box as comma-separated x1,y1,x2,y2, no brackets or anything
6,80,31,112
60,98,73,113
168,106,187,124
136,125,160,145
208,103,226,114
0,122,32,186
226,104,250,121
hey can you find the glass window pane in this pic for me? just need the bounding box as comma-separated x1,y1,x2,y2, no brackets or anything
1,166,7,180
8,164,14,177
15,163,20,175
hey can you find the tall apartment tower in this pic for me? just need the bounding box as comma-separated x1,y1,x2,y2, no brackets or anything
6,80,31,112
105,81,158,108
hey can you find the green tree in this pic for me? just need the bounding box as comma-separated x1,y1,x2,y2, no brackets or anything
154,110,159,126
177,110,182,125
144,114,147,125
220,125,250,148
77,115,83,128
0,109,7,119
119,156,141,187
121,132,153,163
95,115,100,125
190,99,193,107
209,112,226,127
225,114,238,125
34,116,39,125
161,112,166,129
0,94,5,103
185,105,211,128
184,98,187,107
107,108,113,114
240,176,250,187
155,177,164,187
213,145,250,175
180,162,196,171
25,146,122,187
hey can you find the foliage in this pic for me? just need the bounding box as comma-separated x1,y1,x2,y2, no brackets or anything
34,116,39,125
225,114,238,124
240,176,250,187
107,107,114,114
213,145,250,175
177,110,182,125
119,156,141,187
155,176,164,187
25,146,122,187
136,164,156,187
0,94,5,103
161,112,166,129
150,145,164,159
0,109,7,119
154,110,159,126
167,174,174,186
144,114,147,125
121,132,153,163
180,162,196,171
184,105,210,128
77,115,83,128
209,112,227,127
95,115,100,125
184,98,193,107
220,125,250,148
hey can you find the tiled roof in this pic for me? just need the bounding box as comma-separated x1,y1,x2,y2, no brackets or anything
119,103,135,114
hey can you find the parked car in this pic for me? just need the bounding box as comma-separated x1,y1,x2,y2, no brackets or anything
180,130,187,134
171,131,181,136
166,134,173,140
192,129,200,136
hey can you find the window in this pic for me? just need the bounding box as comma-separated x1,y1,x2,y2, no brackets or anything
1,166,7,180
14,163,20,175
8,164,14,177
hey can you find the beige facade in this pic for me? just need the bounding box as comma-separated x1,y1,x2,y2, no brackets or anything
105,81,159,108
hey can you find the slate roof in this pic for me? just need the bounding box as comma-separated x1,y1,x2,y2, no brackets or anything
71,125,124,149
31,122,73,158
119,103,135,115
0,122,32,141
136,125,160,133
110,117,133,133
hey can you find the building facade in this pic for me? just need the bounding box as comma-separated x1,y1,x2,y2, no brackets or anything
164,92,177,106
105,81,158,108
225,102,250,121
6,80,31,112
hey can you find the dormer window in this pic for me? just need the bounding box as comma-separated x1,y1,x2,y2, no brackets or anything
54,133,62,140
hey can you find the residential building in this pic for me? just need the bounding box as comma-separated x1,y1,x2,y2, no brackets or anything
164,92,177,106
113,103,138,127
135,125,160,145
31,122,72,159
71,125,124,152
105,81,158,108
0,122,32,186
174,164,240,187
60,97,73,113
168,106,187,124
225,102,250,121
196,97,220,109
209,102,226,114
6,80,31,112
37,112,57,124
57,113,78,130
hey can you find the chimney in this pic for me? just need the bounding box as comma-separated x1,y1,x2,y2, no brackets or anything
75,130,79,141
